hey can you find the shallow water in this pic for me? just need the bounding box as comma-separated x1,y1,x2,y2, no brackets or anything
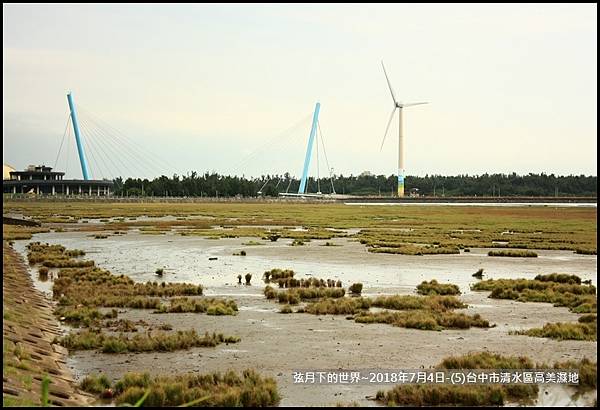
13,231,597,297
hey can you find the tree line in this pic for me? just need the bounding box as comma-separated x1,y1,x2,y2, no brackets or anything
111,172,597,197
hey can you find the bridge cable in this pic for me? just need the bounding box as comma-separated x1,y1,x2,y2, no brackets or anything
78,117,139,180
54,112,72,170
317,121,336,194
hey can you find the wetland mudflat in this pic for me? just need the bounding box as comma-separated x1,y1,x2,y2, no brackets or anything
5,202,597,406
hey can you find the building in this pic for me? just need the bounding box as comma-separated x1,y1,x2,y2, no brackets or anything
3,163,16,180
3,165,113,196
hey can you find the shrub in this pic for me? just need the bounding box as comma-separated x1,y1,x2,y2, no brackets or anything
245,273,252,285
473,268,484,279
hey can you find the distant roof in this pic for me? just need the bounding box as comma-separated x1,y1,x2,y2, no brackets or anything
11,165,64,176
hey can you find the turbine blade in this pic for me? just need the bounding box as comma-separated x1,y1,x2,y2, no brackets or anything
380,107,397,151
381,60,398,105
403,102,429,107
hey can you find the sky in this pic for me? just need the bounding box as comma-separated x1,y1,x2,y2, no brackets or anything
3,3,597,180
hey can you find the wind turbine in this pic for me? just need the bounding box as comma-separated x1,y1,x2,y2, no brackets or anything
380,60,428,197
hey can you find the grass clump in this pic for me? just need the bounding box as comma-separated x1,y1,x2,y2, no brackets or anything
111,369,279,406
488,249,538,257
551,358,596,391
371,295,467,312
349,283,363,295
263,268,294,282
471,277,596,313
355,310,490,331
155,298,237,315
534,273,582,284
575,248,597,255
57,329,240,353
376,351,538,406
38,266,49,280
55,306,117,328
80,373,112,395
53,266,203,307
27,242,95,268
273,287,346,304
104,319,142,332
304,297,371,315
274,277,342,288
376,384,509,406
368,244,460,256
578,313,596,323
416,280,460,296
279,305,293,314
511,321,596,341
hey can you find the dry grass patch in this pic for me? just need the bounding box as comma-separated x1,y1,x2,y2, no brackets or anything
354,310,490,330
273,287,346,304
57,329,240,353
416,280,461,296
110,369,280,406
511,321,596,341
471,276,596,313
488,249,538,257
155,298,237,315
376,352,538,406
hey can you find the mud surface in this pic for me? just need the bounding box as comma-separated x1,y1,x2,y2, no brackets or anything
11,231,597,407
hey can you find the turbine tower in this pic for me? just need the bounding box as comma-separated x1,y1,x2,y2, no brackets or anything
380,61,428,197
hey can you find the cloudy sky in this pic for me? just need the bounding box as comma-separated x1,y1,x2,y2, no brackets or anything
3,3,597,180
